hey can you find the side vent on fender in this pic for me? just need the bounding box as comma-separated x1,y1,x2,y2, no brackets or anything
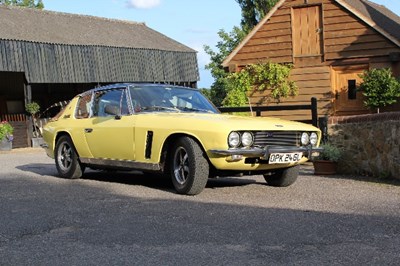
145,131,153,159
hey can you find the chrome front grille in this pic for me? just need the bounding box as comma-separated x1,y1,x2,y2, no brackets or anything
253,131,301,147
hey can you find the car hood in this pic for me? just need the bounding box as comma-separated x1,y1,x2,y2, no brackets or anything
137,112,319,132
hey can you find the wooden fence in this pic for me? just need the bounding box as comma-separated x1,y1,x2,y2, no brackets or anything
218,97,319,127
1,113,27,122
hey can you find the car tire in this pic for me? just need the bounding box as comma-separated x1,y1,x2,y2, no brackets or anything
55,135,84,179
263,165,299,187
170,137,209,195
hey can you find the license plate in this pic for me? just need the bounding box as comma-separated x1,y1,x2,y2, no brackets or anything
268,152,302,164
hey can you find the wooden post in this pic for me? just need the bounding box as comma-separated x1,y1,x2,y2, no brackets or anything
24,84,33,147
311,97,318,127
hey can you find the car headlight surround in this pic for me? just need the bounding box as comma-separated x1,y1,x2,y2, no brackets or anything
301,132,310,145
310,132,318,146
241,131,254,147
228,131,240,148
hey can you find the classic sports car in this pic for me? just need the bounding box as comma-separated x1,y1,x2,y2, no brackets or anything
42,83,322,195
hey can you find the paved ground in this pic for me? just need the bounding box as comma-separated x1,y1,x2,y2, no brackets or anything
1,149,400,265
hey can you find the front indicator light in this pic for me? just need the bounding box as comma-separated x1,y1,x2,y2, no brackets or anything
226,154,243,162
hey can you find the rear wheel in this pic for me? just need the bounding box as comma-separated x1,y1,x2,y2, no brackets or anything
263,165,299,187
169,137,209,195
55,135,84,179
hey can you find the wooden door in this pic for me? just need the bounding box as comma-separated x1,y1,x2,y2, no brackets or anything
292,5,323,58
333,67,369,115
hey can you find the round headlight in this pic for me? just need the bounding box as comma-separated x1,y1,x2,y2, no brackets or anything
228,131,240,148
241,132,254,147
310,132,318,146
301,132,310,145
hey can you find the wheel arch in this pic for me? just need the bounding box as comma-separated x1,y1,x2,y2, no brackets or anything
54,131,76,156
159,133,210,172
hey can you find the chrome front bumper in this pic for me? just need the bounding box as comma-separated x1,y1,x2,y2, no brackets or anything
210,145,323,160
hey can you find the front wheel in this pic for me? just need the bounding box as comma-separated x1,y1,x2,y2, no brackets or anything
169,137,209,195
55,135,84,179
263,165,299,187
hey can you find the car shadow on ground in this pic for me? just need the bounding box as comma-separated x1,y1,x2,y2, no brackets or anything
82,170,262,193
16,163,59,176
17,163,264,194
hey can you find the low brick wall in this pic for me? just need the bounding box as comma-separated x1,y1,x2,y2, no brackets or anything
9,121,29,148
328,112,400,179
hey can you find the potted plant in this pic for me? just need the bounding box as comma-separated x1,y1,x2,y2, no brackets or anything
313,143,342,175
0,121,14,151
25,101,42,147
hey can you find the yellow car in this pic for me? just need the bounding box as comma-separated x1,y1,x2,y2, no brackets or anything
42,83,322,195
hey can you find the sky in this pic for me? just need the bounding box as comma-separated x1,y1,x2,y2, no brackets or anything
44,0,400,88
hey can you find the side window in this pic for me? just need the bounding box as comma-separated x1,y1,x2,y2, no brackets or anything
75,94,92,119
92,89,129,117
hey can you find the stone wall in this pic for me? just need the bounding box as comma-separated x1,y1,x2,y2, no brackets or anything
328,112,400,179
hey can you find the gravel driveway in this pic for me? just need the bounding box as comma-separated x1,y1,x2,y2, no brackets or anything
1,149,400,265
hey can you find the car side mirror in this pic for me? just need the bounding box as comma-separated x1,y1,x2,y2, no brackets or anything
104,104,121,119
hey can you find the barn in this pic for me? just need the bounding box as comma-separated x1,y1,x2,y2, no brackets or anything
222,0,400,121
0,5,198,148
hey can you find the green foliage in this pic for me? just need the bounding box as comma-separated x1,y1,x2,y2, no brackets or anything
236,0,279,33
359,68,400,112
203,0,279,107
25,101,41,138
0,0,44,9
25,101,40,116
0,121,14,142
223,62,298,106
317,143,342,162
203,27,247,106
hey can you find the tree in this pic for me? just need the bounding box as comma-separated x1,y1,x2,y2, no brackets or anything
25,101,41,137
359,68,400,113
203,0,279,107
203,27,247,106
236,0,278,33
0,0,44,9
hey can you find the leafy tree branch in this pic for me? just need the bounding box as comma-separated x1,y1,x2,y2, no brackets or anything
223,62,298,106
0,0,44,9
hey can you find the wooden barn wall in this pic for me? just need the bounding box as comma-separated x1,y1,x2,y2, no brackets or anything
0,40,199,84
323,1,400,60
227,0,400,121
230,6,293,66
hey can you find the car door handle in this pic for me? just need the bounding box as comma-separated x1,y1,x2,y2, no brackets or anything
85,128,93,133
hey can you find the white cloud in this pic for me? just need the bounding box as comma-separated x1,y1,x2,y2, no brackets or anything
126,0,161,9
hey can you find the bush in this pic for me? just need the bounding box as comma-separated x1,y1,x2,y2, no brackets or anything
316,143,342,162
359,68,400,113
0,121,14,142
25,101,41,116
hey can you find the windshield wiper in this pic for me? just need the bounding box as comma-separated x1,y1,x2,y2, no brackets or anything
141,106,180,112
179,107,214,113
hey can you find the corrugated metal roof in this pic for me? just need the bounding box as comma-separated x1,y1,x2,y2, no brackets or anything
0,5,195,52
0,5,199,84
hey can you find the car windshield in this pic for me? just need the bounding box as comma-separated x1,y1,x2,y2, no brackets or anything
128,85,219,114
